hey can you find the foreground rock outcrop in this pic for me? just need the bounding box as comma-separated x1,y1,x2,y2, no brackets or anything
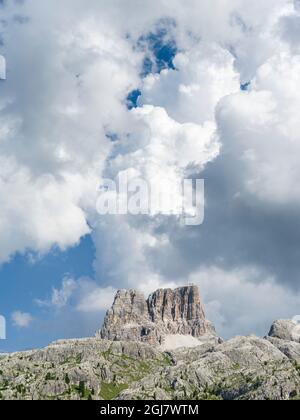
97,286,216,345
1,326,300,400
268,320,300,343
1,286,300,400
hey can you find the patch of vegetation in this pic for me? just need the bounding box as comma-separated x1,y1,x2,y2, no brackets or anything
99,382,128,400
69,381,93,399
79,380,85,397
98,350,172,388
101,350,113,361
162,353,173,366
16,384,27,395
60,354,82,366
45,372,56,381
293,361,300,375
0,379,9,391
197,383,223,400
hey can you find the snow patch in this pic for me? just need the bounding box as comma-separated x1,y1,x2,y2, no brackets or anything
160,334,201,350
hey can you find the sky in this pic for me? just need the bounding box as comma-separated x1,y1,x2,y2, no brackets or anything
1,0,300,351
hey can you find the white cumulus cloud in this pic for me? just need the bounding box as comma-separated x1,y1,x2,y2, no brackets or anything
2,0,300,339
11,311,33,328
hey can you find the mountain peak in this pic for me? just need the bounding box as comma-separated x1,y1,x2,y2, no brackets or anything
97,285,216,345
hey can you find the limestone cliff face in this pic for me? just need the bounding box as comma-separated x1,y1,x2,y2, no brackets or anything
97,286,216,345
98,289,149,342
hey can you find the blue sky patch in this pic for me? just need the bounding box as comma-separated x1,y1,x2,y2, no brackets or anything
240,81,251,91
126,89,142,110
0,235,95,351
138,21,177,77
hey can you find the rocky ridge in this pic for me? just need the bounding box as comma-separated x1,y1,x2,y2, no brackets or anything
1,287,300,400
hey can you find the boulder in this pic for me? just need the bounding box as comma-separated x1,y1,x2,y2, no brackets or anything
268,320,300,343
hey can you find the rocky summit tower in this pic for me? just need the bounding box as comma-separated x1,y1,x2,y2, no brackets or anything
97,285,216,346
